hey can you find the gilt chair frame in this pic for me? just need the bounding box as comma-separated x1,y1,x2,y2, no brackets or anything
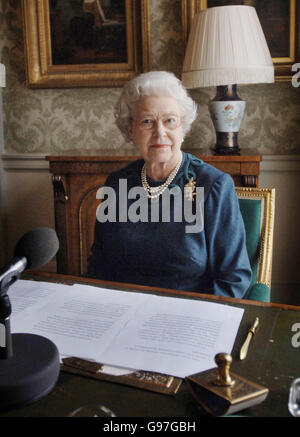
235,187,275,290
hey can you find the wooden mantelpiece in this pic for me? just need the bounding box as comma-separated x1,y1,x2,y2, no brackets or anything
46,149,261,186
46,149,261,276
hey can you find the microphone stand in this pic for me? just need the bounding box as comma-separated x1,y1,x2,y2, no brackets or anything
0,294,13,359
0,228,60,410
0,261,60,409
0,257,26,359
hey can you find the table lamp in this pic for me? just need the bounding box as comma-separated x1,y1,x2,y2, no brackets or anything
182,5,274,155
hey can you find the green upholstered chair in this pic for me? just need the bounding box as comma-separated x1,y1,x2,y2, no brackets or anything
236,187,275,302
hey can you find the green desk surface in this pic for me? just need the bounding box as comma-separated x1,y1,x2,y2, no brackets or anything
1,273,299,418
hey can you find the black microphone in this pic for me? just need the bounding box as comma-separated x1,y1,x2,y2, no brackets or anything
0,227,59,299
0,228,60,410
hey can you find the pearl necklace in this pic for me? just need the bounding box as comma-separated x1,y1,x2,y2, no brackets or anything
141,155,182,199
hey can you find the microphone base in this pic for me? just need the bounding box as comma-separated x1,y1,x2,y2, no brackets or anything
0,333,60,410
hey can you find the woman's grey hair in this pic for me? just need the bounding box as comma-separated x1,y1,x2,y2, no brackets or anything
115,71,198,142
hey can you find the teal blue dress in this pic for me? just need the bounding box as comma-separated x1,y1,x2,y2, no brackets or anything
87,152,252,298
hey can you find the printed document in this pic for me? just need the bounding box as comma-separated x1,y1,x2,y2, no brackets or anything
9,280,244,378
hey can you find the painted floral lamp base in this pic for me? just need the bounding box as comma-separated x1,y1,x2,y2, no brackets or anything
209,85,246,155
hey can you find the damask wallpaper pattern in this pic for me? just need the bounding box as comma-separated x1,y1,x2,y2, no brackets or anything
0,0,299,154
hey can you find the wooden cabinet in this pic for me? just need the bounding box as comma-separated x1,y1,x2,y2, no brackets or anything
47,150,261,276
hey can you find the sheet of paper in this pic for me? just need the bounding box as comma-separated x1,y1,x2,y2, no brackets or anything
8,279,64,316
9,280,244,378
100,294,244,378
11,281,149,363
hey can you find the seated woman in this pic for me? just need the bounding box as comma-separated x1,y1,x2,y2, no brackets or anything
87,71,252,298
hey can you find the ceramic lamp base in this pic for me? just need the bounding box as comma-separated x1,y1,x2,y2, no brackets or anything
209,85,245,156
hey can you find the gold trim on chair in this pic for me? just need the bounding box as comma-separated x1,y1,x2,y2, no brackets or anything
235,187,275,289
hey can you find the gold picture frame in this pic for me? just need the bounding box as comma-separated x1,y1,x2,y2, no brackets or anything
22,0,151,88
181,0,300,82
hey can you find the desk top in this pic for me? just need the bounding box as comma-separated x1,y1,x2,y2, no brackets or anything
1,272,299,418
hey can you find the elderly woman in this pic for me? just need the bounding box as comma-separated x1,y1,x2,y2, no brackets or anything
88,71,252,298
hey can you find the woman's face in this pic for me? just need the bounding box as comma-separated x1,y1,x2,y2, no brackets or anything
130,95,183,166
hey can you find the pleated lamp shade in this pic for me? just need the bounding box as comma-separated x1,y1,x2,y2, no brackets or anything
182,5,274,88
0,63,5,87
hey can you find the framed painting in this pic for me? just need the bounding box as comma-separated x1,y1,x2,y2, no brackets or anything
181,0,300,82
22,0,151,88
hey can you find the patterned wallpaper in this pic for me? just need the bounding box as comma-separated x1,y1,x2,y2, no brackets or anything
0,0,299,154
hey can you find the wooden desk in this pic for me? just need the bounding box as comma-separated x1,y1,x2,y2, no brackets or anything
2,272,298,418
46,150,262,276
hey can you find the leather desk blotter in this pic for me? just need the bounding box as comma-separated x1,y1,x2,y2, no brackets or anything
61,357,182,395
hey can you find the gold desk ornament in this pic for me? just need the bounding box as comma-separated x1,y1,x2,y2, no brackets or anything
186,353,269,416
61,357,182,395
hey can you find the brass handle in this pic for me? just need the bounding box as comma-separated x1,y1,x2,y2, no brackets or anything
213,353,235,387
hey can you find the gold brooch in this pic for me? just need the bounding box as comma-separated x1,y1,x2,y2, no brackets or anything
184,177,196,201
